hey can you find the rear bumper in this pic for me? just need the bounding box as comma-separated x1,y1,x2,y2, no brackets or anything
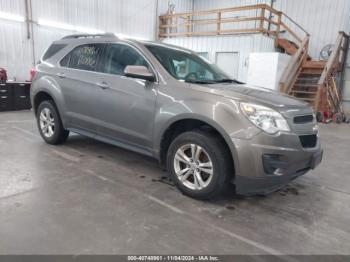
231,131,323,195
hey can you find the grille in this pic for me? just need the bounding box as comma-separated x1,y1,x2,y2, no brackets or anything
299,134,317,148
294,114,314,124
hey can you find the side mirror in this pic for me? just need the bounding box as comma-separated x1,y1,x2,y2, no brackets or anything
124,65,156,82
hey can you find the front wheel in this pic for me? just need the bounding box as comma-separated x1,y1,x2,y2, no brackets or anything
37,100,69,145
166,130,233,200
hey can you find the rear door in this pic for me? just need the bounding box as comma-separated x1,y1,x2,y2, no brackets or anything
57,43,105,134
93,43,158,152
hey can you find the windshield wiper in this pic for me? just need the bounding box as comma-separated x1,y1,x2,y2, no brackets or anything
185,79,245,85
185,80,216,84
213,79,245,84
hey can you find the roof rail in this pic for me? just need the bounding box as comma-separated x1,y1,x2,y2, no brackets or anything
61,33,117,40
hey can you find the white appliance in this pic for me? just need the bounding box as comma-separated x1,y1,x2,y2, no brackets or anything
247,52,291,91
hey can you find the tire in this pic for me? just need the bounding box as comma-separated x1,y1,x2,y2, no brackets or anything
166,130,233,200
36,100,69,145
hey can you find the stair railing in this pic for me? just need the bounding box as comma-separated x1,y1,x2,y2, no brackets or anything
159,4,304,40
279,35,309,94
315,31,349,111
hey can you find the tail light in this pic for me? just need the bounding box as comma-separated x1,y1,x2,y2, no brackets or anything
30,68,37,82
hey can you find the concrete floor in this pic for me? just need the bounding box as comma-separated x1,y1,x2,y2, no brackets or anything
0,110,350,255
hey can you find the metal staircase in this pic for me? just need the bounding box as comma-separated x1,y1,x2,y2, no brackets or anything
279,32,348,114
285,61,325,105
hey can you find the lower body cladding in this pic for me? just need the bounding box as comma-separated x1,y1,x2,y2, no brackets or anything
231,131,323,195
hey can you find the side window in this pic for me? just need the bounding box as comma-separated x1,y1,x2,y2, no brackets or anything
43,44,67,61
60,44,104,71
60,53,70,67
102,44,150,76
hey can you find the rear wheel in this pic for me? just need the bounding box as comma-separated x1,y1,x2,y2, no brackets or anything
37,100,69,144
166,130,232,200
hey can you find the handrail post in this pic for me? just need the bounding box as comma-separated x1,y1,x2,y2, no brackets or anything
174,16,178,35
279,82,285,93
217,12,221,35
159,17,163,39
318,32,344,86
275,12,282,47
259,7,265,33
303,35,309,64
186,15,191,37
314,84,322,112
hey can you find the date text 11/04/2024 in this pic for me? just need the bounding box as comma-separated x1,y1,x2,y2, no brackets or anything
127,255,220,261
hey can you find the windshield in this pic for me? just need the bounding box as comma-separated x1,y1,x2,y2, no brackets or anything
146,44,240,84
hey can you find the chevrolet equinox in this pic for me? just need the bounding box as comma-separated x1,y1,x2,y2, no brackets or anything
30,34,323,199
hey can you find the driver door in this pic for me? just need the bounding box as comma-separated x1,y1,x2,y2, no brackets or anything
93,43,158,153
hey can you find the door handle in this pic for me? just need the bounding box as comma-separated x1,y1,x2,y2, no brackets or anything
57,72,66,79
96,81,110,90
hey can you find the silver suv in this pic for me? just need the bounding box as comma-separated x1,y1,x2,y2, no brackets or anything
30,34,323,199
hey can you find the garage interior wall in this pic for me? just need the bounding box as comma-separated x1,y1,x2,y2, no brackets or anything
0,0,158,81
1,0,350,107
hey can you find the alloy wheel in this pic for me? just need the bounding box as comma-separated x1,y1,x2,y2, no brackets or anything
173,144,214,190
39,108,55,138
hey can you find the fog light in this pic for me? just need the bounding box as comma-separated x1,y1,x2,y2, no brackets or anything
262,154,288,175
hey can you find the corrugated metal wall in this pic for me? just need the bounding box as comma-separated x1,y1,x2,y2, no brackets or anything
0,0,158,81
0,0,32,81
274,0,350,59
157,0,194,15
1,0,350,86
187,0,350,59
193,0,267,33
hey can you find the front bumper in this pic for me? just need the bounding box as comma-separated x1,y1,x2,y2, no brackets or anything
231,130,323,195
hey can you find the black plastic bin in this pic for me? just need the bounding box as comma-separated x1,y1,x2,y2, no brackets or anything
0,82,13,111
13,83,32,110
0,82,32,112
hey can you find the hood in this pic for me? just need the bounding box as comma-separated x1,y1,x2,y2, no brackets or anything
190,83,314,118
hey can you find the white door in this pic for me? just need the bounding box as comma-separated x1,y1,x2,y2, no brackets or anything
215,52,239,79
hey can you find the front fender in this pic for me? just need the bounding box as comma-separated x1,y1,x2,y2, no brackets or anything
152,91,258,176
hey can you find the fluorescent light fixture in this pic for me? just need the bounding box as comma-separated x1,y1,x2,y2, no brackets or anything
0,11,25,22
114,33,148,41
75,26,105,34
38,19,75,31
38,19,105,34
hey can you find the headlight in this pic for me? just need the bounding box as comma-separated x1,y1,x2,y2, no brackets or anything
240,102,290,134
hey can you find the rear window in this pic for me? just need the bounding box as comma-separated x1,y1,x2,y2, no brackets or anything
60,44,104,72
42,44,67,61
